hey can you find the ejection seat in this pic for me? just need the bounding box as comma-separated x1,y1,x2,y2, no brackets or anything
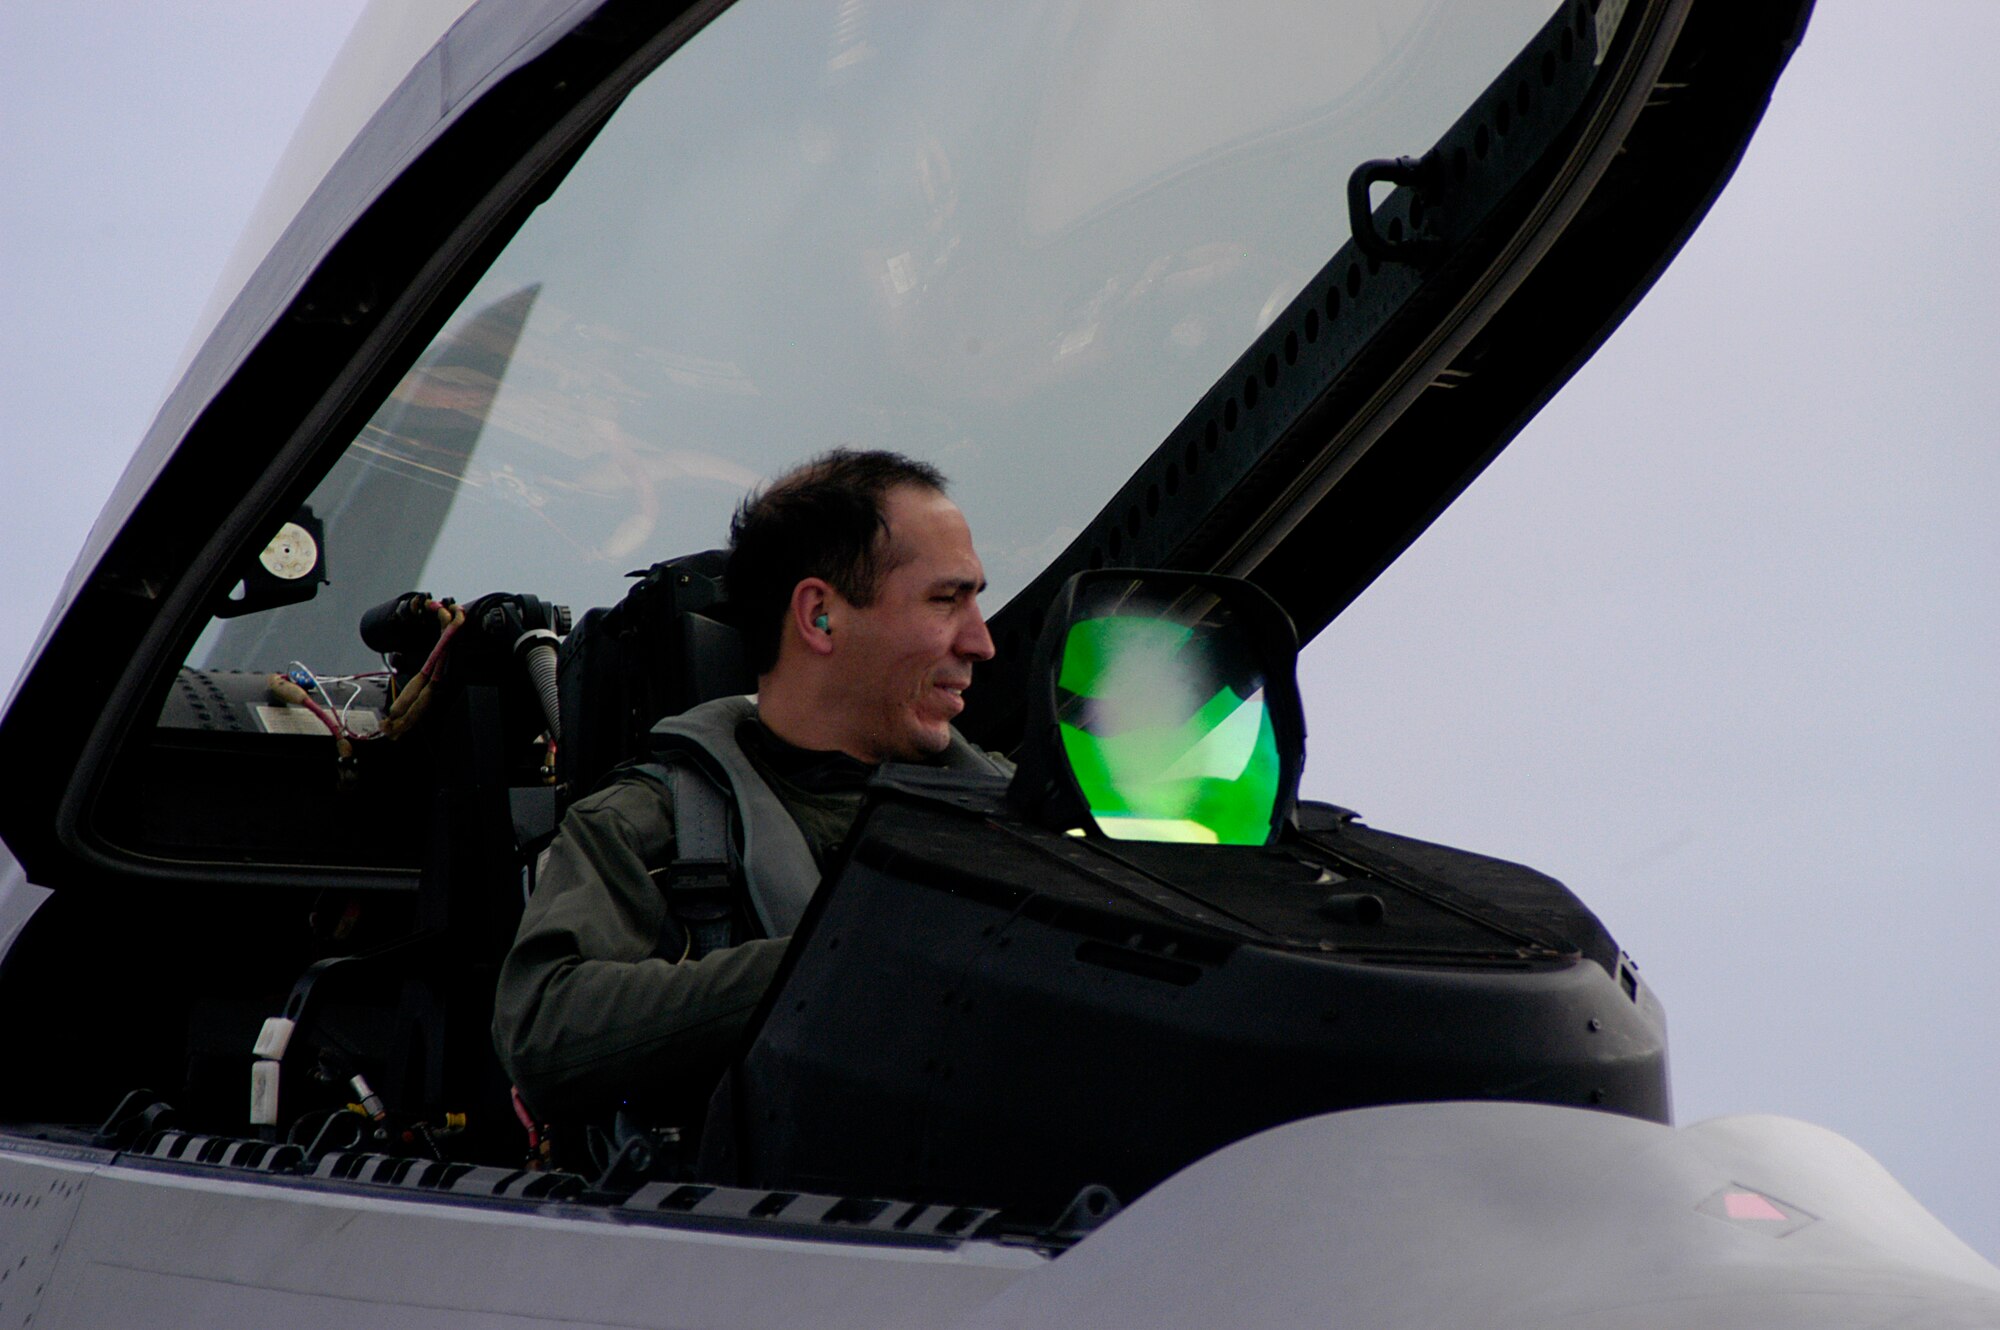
263,551,754,1166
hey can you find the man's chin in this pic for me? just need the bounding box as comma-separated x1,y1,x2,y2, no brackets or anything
889,717,954,763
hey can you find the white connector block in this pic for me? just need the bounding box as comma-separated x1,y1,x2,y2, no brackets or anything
249,1059,282,1126
252,1016,295,1060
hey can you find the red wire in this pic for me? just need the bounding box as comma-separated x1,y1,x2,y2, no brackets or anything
416,601,464,681
510,1085,541,1151
290,691,349,741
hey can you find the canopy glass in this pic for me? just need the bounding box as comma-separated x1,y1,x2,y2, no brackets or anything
193,0,1561,675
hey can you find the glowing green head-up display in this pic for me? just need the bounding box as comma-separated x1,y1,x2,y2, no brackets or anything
1041,576,1297,846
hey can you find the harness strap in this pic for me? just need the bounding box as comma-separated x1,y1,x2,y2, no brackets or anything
642,759,737,958
658,760,730,869
646,696,820,937
646,695,1010,938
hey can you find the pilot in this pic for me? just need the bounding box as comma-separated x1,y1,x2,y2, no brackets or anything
491,449,1006,1137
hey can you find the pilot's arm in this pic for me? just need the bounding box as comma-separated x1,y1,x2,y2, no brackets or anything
491,769,787,1121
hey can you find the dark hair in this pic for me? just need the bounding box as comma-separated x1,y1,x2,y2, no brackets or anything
727,449,949,674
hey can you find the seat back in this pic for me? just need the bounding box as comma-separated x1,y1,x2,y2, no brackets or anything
556,550,754,799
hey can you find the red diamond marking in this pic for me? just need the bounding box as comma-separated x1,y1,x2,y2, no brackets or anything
1724,1192,1789,1222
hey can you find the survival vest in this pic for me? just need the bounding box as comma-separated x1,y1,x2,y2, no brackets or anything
637,696,1008,949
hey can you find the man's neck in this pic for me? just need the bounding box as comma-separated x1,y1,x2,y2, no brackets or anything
751,700,862,763
739,716,878,792
754,673,873,763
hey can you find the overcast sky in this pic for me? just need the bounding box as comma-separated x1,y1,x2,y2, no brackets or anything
3,0,1995,1261
1302,2,2000,1258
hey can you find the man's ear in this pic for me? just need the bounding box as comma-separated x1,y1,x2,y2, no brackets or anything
790,579,837,657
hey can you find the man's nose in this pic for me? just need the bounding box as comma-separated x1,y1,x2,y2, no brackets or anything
958,604,996,661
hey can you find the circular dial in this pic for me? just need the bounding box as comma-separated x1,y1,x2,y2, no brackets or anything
258,523,319,581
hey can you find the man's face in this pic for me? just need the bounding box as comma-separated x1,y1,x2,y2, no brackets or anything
828,485,995,763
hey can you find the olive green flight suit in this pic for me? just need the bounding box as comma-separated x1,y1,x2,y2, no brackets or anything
492,708,1005,1123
